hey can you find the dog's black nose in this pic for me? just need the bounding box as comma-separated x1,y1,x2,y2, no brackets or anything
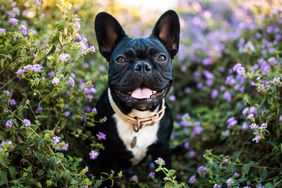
134,61,152,72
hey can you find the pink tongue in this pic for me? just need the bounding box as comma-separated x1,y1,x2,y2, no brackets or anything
131,88,153,99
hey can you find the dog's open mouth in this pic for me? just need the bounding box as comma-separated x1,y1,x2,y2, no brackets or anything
116,86,169,100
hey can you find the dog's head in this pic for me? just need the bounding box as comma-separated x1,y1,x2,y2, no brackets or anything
95,10,180,112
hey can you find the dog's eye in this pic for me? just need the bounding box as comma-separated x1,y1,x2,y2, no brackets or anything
157,55,167,62
116,56,126,63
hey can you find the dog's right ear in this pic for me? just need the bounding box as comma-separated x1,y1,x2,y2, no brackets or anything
94,12,127,60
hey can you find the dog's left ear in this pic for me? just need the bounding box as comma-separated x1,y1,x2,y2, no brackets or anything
151,10,180,58
95,12,127,60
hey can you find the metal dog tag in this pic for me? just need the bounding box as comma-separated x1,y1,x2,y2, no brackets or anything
130,136,137,148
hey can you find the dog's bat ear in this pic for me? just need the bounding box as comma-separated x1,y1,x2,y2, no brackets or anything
95,12,127,60
151,10,180,58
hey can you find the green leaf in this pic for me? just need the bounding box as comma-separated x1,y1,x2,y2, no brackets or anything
242,163,250,174
264,182,273,188
168,169,176,177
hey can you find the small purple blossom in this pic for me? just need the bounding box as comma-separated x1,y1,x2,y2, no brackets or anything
53,136,60,145
227,117,237,129
59,143,69,151
22,119,31,126
210,89,218,99
52,77,60,85
0,28,6,35
188,150,196,158
59,53,70,62
69,77,75,86
154,157,165,165
19,25,28,35
169,95,176,102
6,120,13,128
188,175,196,184
89,46,95,53
226,178,233,187
75,33,81,41
214,184,222,188
32,64,42,72
8,18,19,25
89,150,99,160
96,132,106,140
74,22,80,31
234,172,240,177
233,63,245,75
250,123,257,129
147,172,155,178
247,113,255,120
260,123,267,129
197,165,207,176
192,125,203,136
48,71,55,77
10,99,16,106
184,141,190,149
252,132,261,143
223,91,232,102
130,175,138,182
16,69,24,78
242,122,249,131
65,111,70,117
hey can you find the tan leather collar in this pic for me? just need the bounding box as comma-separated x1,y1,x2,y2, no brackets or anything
108,88,166,132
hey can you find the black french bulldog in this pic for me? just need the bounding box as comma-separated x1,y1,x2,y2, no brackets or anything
90,10,180,176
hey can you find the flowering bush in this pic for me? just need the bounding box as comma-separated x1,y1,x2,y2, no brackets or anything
0,0,281,187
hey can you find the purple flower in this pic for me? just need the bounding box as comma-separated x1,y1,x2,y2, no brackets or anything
147,172,155,178
8,18,19,25
252,133,261,143
99,65,106,73
74,22,80,31
249,106,257,114
257,184,264,188
214,184,222,188
48,71,55,77
53,136,60,145
260,123,267,129
247,113,255,120
22,119,31,126
154,157,165,165
130,175,138,182
16,69,24,78
250,123,257,129
227,117,237,129
69,77,75,87
226,178,233,187
203,70,214,80
6,120,13,128
32,64,42,72
225,75,236,85
211,89,218,99
234,172,240,177
96,132,106,140
36,0,41,7
188,150,196,158
242,107,249,116
223,91,232,102
52,77,59,85
23,64,33,72
89,150,99,160
197,165,207,176
279,115,282,122
243,186,251,188
188,175,196,184
242,122,249,131
192,126,203,136
0,28,6,35
65,111,70,117
59,53,70,62
10,99,16,106
59,143,69,151
203,58,212,65
19,25,28,35
184,141,190,149
233,63,245,75
169,95,176,102
75,33,81,41
89,46,95,53
197,82,204,90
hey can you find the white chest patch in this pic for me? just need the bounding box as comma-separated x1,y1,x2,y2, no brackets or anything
113,110,160,165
